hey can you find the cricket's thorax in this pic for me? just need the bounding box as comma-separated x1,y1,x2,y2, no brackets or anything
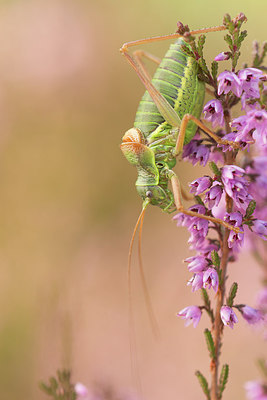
120,127,176,212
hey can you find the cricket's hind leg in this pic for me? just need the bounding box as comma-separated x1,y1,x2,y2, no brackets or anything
120,24,228,131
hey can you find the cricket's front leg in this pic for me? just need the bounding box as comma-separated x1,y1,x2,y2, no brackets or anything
170,173,242,234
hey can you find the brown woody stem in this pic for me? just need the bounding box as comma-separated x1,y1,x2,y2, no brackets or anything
210,110,234,400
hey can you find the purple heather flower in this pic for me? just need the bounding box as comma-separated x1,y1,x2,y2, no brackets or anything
203,99,224,128
241,92,261,111
245,380,267,400
189,176,211,195
204,182,223,209
198,242,220,258
224,212,244,250
220,306,238,329
184,255,209,272
222,165,251,210
177,305,202,328
252,220,267,240
228,115,256,145
240,305,263,325
217,71,242,97
188,272,204,292
203,268,219,293
183,140,210,166
208,149,224,165
246,109,267,145
219,131,250,152
214,51,230,61
229,110,267,146
222,165,247,184
174,205,209,250
188,220,210,250
238,68,264,99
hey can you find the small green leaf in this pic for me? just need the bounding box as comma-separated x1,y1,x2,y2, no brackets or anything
204,329,216,360
201,288,210,309
195,370,210,400
237,30,247,49
209,161,221,176
261,42,267,63
211,250,220,268
224,34,233,51
181,45,194,58
228,21,235,35
49,377,58,391
198,57,209,75
223,13,231,27
258,358,267,378
232,51,241,70
245,200,257,218
39,382,53,396
227,282,238,307
211,61,218,82
218,364,229,398
198,35,206,57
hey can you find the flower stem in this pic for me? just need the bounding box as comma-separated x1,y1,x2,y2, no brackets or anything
210,110,234,400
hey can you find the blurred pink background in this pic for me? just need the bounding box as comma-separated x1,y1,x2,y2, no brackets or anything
0,0,265,399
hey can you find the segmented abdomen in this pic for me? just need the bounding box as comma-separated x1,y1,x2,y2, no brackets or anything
134,39,205,143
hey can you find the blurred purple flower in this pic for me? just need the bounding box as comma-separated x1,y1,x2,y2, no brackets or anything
257,288,267,313
203,99,224,128
220,306,238,329
245,380,267,400
240,305,263,325
217,71,242,97
75,383,90,400
252,220,267,240
177,305,202,328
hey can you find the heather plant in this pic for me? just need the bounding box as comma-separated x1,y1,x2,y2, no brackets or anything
40,13,267,400
174,13,267,400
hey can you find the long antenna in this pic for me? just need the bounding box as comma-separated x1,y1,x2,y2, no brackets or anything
127,200,154,391
127,205,147,391
138,206,160,338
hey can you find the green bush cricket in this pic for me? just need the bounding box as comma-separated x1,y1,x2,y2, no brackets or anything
120,22,240,231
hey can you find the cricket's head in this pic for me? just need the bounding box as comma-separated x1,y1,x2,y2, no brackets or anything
136,185,175,212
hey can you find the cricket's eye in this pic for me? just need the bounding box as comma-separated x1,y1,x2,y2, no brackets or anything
146,190,153,199
157,162,164,169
